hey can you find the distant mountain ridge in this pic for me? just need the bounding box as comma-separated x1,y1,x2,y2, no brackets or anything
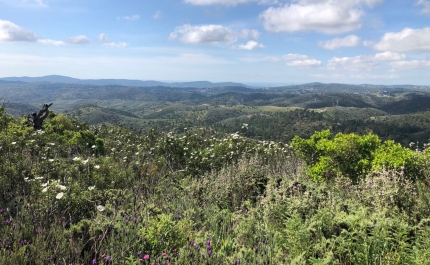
0,75,250,89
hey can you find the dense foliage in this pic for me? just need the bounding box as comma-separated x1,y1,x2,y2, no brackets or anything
1,106,430,264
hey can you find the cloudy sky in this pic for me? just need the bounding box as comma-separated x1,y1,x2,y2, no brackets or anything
0,0,429,85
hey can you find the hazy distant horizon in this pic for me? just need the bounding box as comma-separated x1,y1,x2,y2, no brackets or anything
1,1,430,85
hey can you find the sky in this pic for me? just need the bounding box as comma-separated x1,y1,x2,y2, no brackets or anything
0,0,430,85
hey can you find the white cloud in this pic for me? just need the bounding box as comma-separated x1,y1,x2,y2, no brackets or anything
327,52,406,71
169,24,236,44
260,0,383,34
168,24,262,47
318,35,361,50
0,19,38,42
374,51,406,61
328,55,379,71
390,60,430,71
370,27,430,52
37,39,65,46
99,33,128,48
66,35,90,44
271,53,322,68
416,0,430,14
237,41,265,50
118,15,140,21
153,11,162,19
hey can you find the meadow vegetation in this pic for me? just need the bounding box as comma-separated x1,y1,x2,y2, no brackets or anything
1,105,430,264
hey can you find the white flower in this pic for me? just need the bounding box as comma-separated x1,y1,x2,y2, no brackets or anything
42,187,49,193
49,143,55,146
56,185,67,191
56,192,64,199
88,186,95,191
91,145,96,149
82,159,89,165
42,181,49,187
12,142,16,145
94,165,100,169
35,177,43,180
135,152,139,155
24,177,29,182
73,157,81,161
49,159,55,162
97,205,105,212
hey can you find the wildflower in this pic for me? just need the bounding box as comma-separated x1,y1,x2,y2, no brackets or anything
49,143,55,146
97,205,105,212
88,186,95,191
42,187,49,193
4,219,10,225
92,259,97,264
137,251,142,256
94,165,100,169
82,159,89,165
72,157,81,161
92,145,96,149
56,192,64,199
56,185,67,190
49,159,55,162
143,254,150,260
162,252,167,257
12,142,16,145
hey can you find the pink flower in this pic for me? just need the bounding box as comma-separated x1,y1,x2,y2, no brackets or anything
144,254,150,260
162,252,167,257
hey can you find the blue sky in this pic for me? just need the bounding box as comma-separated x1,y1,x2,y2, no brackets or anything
0,0,430,85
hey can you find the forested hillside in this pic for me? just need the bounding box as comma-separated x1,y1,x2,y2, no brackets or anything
2,106,430,264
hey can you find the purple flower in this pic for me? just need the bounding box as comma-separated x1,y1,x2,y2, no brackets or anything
137,251,142,256
0,209,3,214
92,259,97,264
4,219,10,225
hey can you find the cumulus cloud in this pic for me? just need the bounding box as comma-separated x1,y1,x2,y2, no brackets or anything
66,35,90,44
370,27,430,52
99,33,128,48
117,15,140,21
327,52,406,71
416,0,430,14
270,53,322,68
37,39,65,46
374,51,406,61
169,24,237,44
153,11,162,19
318,35,361,50
390,60,430,71
0,19,38,42
260,0,383,34
168,24,263,49
237,41,265,50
